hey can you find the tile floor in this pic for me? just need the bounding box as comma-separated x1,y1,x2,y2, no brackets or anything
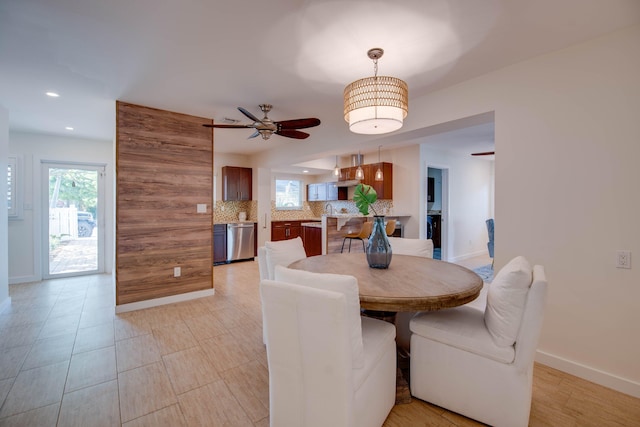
1,255,639,426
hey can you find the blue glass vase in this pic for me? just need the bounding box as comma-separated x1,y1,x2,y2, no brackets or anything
366,216,392,269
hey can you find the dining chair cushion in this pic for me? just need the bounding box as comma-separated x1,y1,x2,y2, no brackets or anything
484,256,532,347
264,237,307,280
353,316,397,391
387,237,434,258
410,306,515,364
274,265,365,368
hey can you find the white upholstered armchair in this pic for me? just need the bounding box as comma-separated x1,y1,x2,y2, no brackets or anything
260,266,397,427
257,237,307,343
409,256,548,427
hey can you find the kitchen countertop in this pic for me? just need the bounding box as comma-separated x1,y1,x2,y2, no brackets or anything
322,213,411,231
301,222,322,228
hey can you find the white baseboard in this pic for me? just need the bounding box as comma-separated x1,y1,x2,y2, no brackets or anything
449,250,488,263
9,275,40,285
536,350,640,398
115,288,215,314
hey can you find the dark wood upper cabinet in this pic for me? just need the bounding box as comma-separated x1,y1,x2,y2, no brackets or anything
222,166,252,201
367,162,393,200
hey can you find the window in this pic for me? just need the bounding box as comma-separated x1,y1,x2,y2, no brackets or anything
7,155,18,218
275,179,303,210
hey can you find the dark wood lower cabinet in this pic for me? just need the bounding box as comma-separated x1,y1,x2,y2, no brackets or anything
302,225,322,257
213,224,227,264
271,221,302,241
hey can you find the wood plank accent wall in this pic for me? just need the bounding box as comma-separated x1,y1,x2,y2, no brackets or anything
116,101,213,305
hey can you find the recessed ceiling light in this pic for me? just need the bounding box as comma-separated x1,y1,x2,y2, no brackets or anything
65,126,74,131
303,170,309,173
46,92,60,97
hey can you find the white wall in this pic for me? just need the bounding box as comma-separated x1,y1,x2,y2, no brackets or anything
404,25,640,395
0,106,9,310
8,132,114,283
423,147,494,261
387,145,421,238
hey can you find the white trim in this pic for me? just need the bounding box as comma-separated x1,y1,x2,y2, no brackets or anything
536,350,640,399
115,288,215,313
9,275,39,285
0,297,11,314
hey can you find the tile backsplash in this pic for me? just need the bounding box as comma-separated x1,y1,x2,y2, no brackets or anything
214,199,394,223
214,200,257,223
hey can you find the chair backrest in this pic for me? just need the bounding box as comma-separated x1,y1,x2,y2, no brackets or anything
357,221,373,239
257,246,269,281
387,237,434,258
385,220,396,236
261,278,356,427
514,265,548,371
263,237,307,279
486,219,495,257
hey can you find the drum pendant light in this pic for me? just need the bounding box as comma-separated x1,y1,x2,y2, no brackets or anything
344,48,408,135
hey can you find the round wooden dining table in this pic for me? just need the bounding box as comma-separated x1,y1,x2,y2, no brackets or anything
288,252,483,313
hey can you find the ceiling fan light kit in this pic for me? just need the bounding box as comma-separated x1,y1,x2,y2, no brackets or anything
203,104,320,140
344,48,408,135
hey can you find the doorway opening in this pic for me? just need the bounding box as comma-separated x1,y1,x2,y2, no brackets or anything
42,162,105,278
426,167,448,260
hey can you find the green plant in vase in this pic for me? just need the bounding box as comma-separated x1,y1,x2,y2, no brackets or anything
353,183,378,215
353,184,392,268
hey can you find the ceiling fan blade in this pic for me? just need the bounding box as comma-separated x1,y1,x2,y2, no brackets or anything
238,107,262,123
276,129,310,139
203,123,254,128
276,118,321,130
471,151,495,156
248,130,261,139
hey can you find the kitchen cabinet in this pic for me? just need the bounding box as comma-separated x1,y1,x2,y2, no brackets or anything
302,224,322,257
271,220,302,241
213,223,227,264
338,163,393,199
307,182,347,201
364,162,393,199
327,182,348,201
339,166,359,181
307,183,328,201
222,166,252,201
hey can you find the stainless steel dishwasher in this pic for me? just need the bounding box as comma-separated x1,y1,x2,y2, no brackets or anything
227,223,255,262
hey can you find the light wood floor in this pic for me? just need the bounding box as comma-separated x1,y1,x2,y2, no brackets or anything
1,256,639,426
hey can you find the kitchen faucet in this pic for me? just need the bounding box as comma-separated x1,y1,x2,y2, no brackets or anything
324,203,334,215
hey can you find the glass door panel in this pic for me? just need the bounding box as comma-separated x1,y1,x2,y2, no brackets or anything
44,163,104,277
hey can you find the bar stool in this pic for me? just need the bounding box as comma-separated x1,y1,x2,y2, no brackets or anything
341,221,373,253
385,219,397,236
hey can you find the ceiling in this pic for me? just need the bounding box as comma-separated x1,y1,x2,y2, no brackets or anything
1,0,638,170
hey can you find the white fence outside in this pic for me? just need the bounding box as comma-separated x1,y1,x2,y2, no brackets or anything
50,207,79,239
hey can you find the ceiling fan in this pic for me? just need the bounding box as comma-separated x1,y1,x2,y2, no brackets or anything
471,151,495,156
203,104,321,140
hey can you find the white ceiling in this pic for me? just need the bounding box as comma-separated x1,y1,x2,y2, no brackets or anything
1,0,638,170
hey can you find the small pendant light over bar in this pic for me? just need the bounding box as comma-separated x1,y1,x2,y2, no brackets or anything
375,145,384,181
344,48,408,134
355,151,364,180
333,155,341,177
